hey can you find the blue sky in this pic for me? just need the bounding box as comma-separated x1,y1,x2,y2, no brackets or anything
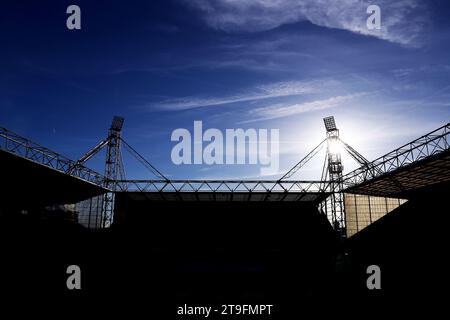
1,0,449,180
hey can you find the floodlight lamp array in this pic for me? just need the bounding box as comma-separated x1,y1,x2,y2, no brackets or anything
323,116,337,132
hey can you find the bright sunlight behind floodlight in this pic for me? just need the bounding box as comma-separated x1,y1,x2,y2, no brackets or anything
323,116,337,132
328,139,343,155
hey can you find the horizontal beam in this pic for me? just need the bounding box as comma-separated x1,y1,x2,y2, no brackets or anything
115,180,333,193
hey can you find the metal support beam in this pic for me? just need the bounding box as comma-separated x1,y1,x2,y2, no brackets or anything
115,180,331,193
279,139,326,180
102,116,126,227
343,123,450,188
0,126,105,187
323,118,345,236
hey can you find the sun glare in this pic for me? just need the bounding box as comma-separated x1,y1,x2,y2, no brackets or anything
328,139,343,155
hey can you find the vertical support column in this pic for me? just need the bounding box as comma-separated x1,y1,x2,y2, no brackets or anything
323,116,346,237
102,116,124,228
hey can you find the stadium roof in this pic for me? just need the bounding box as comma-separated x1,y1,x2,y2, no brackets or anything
1,150,107,209
344,149,450,198
116,180,332,204
343,123,449,198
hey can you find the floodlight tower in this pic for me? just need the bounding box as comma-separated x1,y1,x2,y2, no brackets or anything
323,116,345,235
102,116,125,227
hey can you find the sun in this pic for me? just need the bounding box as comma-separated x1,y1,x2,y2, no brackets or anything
328,138,343,155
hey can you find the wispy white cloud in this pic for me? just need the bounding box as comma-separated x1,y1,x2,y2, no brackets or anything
392,65,450,79
185,0,428,46
244,92,368,122
153,79,339,110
